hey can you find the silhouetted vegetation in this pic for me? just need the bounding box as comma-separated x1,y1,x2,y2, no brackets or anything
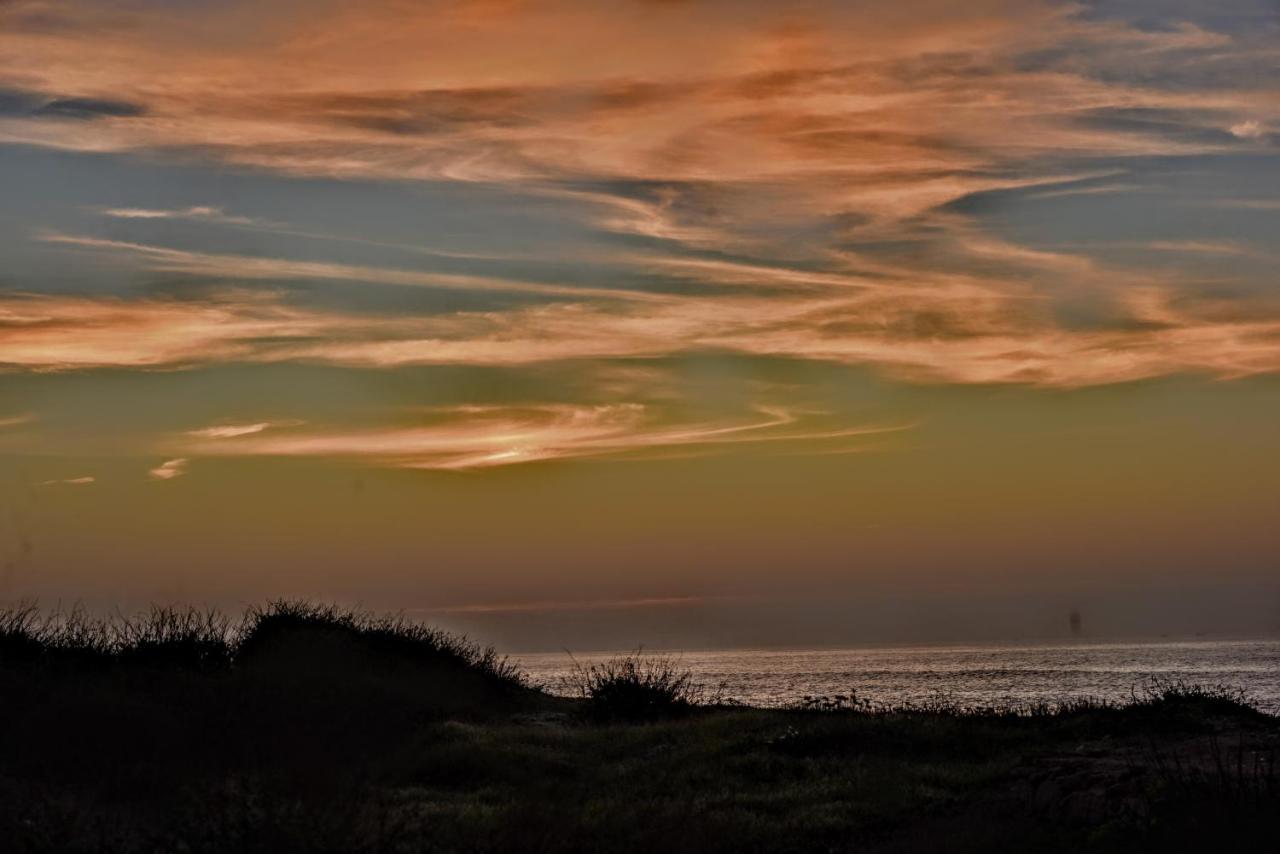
116,606,233,671
1139,729,1277,850
790,679,1265,721
569,651,707,721
1,601,522,684
0,602,1276,853
237,600,524,684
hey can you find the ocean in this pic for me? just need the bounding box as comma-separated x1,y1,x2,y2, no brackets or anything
516,637,1280,713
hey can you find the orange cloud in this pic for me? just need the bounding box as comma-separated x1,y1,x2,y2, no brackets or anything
187,421,301,439
0,413,36,428
4,273,1280,389
99,205,259,225
1,0,1277,394
148,458,188,480
180,403,908,470
0,292,332,370
40,234,659,303
1,1,1266,205
38,476,95,486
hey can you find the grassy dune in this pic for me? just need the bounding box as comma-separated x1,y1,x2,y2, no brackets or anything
1,603,1276,853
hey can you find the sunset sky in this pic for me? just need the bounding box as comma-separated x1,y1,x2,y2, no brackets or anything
1,0,1277,649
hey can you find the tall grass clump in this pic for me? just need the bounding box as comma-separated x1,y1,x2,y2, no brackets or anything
2,605,234,671
570,652,704,722
115,606,233,671
0,604,48,664
0,604,115,666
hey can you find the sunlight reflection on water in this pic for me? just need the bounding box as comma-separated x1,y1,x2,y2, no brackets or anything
517,638,1280,713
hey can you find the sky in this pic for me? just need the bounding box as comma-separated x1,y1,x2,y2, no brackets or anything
1,0,1278,650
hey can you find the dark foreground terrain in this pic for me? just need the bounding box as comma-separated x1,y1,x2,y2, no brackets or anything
1,604,1276,853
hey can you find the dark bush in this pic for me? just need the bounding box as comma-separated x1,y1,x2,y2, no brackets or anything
570,652,703,722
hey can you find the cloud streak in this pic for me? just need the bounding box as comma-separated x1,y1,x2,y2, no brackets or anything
187,421,298,439
3,279,1280,388
148,458,188,480
99,205,259,226
180,404,908,470
40,234,664,303
38,476,95,486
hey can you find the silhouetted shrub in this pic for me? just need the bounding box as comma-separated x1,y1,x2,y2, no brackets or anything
570,652,702,722
1132,678,1256,713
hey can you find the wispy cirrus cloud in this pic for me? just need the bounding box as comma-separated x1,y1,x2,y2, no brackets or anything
1027,182,1145,200
99,205,259,225
186,421,300,439
0,412,36,428
1137,240,1270,259
3,2,1271,223
38,475,94,486
179,403,908,470
148,458,187,480
1229,120,1267,140
38,233,664,303
3,276,1280,387
1,0,1278,395
0,291,335,369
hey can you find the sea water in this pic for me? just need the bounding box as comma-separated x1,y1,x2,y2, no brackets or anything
516,638,1280,713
